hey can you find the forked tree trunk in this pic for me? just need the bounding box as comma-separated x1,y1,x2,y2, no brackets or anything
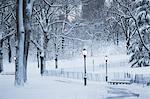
15,0,25,86
40,32,47,75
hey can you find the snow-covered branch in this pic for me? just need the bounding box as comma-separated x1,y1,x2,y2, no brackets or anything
0,30,15,41
30,39,43,51
0,2,15,9
43,0,62,7
115,0,150,51
59,35,90,42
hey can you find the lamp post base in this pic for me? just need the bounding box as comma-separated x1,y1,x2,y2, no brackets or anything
106,76,108,82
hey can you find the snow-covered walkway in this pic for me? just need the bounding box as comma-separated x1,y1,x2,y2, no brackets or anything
0,70,150,99
0,55,150,99
0,73,107,99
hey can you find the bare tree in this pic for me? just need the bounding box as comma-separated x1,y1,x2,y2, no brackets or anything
15,0,34,86
0,0,16,73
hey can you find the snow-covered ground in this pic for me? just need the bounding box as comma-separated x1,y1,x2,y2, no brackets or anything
0,54,150,99
0,68,150,99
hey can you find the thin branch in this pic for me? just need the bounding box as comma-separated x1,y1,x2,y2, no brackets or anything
0,30,15,41
59,34,90,42
30,39,43,51
43,0,62,7
0,2,15,9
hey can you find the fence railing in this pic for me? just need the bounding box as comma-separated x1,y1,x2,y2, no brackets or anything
45,70,106,81
134,74,150,85
45,69,150,85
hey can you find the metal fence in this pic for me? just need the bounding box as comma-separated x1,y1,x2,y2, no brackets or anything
134,74,150,85
45,70,106,81
45,69,150,85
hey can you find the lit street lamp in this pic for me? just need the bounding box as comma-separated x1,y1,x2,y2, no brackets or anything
14,57,16,63
105,55,108,82
82,48,87,86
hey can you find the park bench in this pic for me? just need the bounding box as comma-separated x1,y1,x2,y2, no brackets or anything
108,79,132,85
0,72,15,75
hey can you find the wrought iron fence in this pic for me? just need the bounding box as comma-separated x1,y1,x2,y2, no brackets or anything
45,69,150,85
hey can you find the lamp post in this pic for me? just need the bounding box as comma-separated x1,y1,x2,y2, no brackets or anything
105,55,108,82
82,48,87,86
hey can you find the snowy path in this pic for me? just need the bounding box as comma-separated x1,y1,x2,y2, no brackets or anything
0,63,139,99
106,87,139,99
0,72,150,99
1,55,150,99
0,69,107,99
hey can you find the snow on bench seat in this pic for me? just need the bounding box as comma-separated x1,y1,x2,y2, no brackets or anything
0,72,15,75
108,79,132,85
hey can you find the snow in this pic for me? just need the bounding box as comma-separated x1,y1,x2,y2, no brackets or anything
0,76,107,99
1,54,150,99
0,62,107,99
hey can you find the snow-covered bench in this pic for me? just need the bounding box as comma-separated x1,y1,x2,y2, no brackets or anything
0,72,15,75
108,79,132,85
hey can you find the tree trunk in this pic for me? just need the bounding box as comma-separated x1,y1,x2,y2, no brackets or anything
37,48,40,68
23,0,34,83
40,32,48,75
116,32,119,46
0,1,4,73
8,37,12,63
55,54,58,69
126,37,130,50
23,0,33,83
0,40,3,73
15,0,25,86
40,55,44,75
40,51,46,75
54,40,58,69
